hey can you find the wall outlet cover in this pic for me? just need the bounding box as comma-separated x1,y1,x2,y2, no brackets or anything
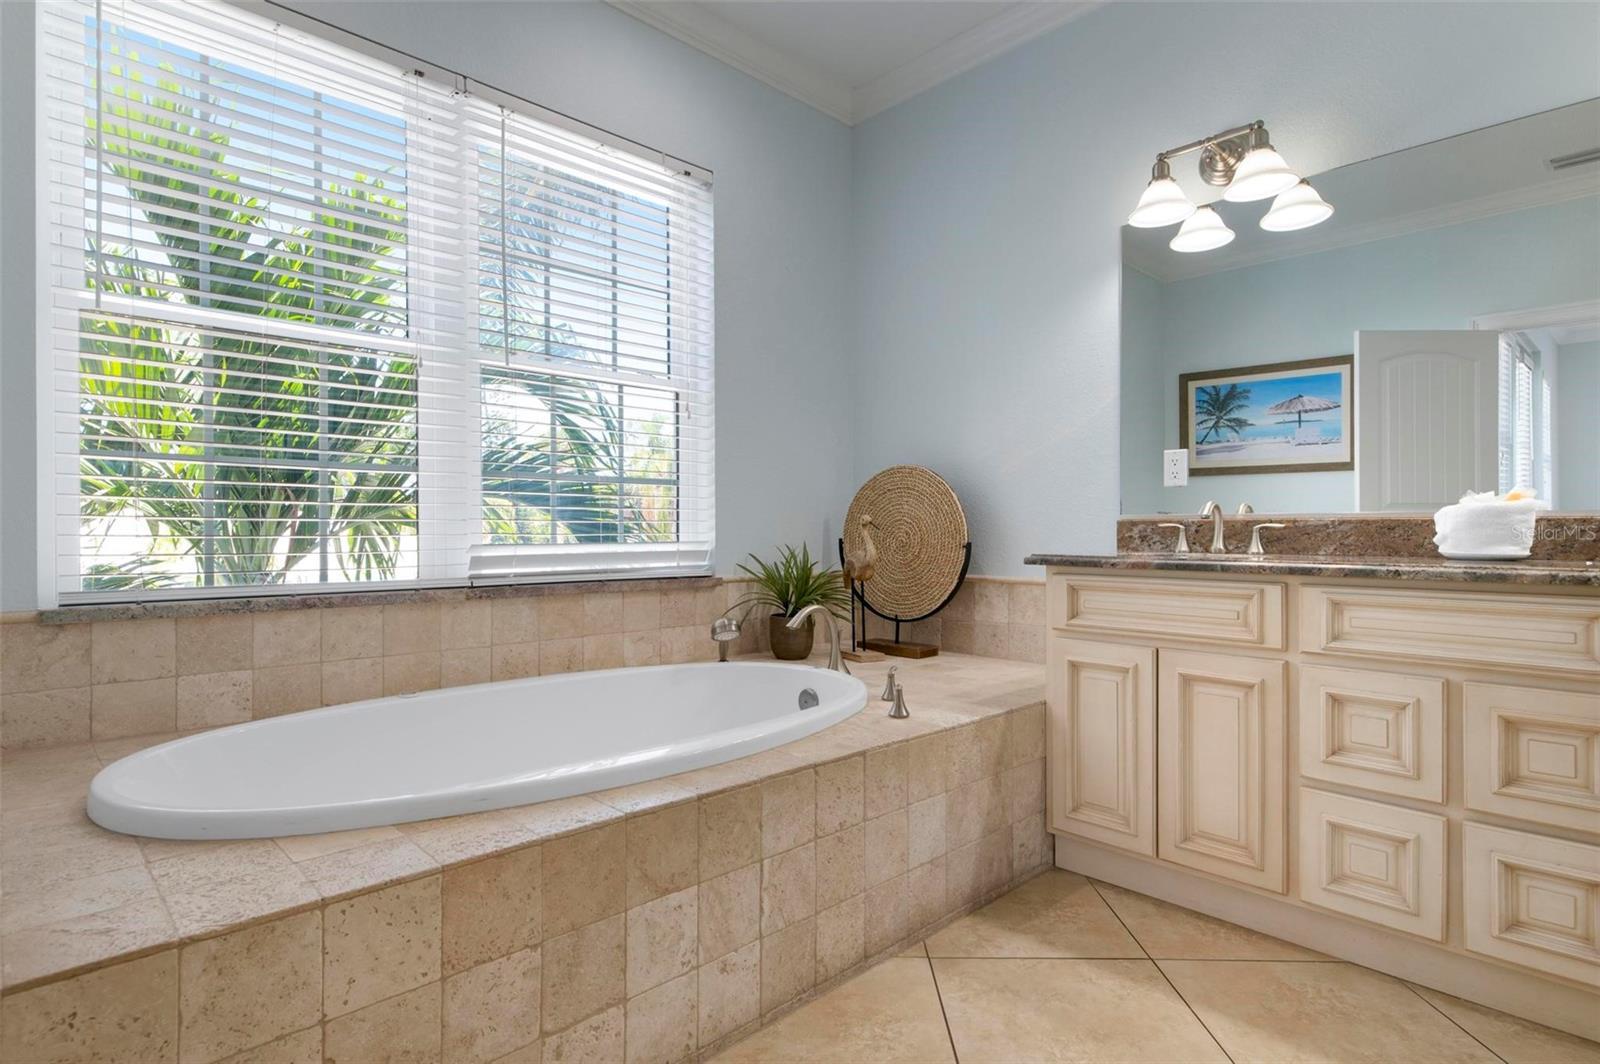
1163,449,1189,487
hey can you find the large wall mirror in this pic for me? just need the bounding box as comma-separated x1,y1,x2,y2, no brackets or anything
1120,99,1600,516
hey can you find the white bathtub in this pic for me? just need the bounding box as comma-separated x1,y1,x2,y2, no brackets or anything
88,662,867,840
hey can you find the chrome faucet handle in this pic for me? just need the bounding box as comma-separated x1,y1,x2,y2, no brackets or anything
880,665,899,702
888,685,910,719
1156,523,1190,554
1248,523,1287,556
1236,503,1254,515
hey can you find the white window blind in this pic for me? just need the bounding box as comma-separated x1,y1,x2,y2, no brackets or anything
1496,334,1535,495
40,0,714,603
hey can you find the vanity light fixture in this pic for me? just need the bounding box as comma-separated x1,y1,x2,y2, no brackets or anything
1220,126,1299,202
1170,205,1235,253
1132,120,1332,248
1260,179,1335,231
1127,157,1197,227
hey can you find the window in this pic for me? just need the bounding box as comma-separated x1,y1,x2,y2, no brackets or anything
1497,333,1537,496
40,0,713,604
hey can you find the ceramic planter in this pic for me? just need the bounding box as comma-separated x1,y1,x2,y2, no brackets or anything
768,613,814,660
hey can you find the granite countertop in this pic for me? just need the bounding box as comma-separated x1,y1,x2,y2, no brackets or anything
1022,552,1600,587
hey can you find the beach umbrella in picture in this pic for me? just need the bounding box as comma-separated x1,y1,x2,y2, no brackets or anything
1267,393,1340,427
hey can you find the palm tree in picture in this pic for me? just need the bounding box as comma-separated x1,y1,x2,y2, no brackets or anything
1194,384,1255,444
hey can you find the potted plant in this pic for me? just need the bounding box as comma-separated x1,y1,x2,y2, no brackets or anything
733,544,852,660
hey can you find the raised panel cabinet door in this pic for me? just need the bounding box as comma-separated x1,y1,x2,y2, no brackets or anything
1463,822,1600,985
1047,636,1156,855
1464,682,1600,834
1158,649,1288,893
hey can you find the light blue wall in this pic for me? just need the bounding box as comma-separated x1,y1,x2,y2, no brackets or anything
851,1,1600,576
1121,196,1600,515
1557,341,1600,510
0,3,37,611
0,0,856,610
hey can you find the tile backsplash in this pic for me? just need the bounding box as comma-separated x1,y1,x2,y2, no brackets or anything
0,576,1041,750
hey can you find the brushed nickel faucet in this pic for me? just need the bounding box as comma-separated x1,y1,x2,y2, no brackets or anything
788,605,850,675
1248,522,1287,555
1199,500,1227,553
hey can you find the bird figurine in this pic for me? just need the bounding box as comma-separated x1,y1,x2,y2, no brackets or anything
843,514,877,583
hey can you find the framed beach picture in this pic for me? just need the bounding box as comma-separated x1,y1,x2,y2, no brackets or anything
1178,354,1354,475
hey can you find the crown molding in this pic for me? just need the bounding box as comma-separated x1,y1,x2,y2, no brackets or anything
607,1,1101,126
851,2,1098,123
1134,173,1600,283
607,1,853,123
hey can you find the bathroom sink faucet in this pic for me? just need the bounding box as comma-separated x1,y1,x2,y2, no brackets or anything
788,605,850,676
1199,500,1227,553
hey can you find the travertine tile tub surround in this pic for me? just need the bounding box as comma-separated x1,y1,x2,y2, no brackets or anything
0,578,749,750
0,575,1047,750
0,652,1050,1064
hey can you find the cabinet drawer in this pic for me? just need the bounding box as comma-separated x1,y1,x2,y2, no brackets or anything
1463,822,1600,985
1297,788,1446,941
1049,573,1285,649
1300,585,1600,676
1465,682,1600,834
1297,664,1445,803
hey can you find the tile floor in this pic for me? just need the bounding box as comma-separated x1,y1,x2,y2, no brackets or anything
712,870,1600,1063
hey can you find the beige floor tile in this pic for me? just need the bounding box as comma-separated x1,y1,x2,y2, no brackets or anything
1409,984,1600,1063
933,957,1227,1063
1093,880,1325,960
897,941,927,958
925,870,1140,958
1160,960,1500,1063
713,957,954,1063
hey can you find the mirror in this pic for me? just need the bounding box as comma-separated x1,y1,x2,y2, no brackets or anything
1121,99,1600,515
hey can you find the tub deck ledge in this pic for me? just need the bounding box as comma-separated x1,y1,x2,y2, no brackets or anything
0,651,1044,996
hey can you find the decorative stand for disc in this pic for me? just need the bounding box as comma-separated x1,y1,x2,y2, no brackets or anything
838,539,972,659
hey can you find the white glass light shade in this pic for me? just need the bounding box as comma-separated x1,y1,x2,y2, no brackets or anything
1260,179,1334,231
1128,176,1195,228
1222,146,1299,202
1169,205,1234,252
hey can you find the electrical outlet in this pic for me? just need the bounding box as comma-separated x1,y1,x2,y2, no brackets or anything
1163,449,1189,487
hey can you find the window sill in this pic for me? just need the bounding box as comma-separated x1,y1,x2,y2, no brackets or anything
35,574,724,625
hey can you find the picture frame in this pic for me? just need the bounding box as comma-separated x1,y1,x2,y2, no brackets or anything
1178,354,1354,475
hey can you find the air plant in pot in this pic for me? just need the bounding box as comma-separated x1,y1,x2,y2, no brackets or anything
733,545,852,660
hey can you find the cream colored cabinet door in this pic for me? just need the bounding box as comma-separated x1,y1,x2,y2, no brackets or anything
1158,649,1288,892
1046,636,1156,856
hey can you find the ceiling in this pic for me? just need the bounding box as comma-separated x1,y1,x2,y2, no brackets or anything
607,1,1099,124
1123,98,1600,282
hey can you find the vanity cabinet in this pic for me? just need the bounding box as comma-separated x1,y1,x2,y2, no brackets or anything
1044,566,1600,1008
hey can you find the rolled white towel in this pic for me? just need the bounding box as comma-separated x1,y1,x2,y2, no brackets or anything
1433,490,1549,558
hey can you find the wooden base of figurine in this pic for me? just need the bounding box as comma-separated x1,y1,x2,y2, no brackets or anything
860,639,939,659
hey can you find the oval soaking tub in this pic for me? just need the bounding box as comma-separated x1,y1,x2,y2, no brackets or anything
88,662,866,840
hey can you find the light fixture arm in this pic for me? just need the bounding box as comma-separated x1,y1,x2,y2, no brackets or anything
1156,120,1265,166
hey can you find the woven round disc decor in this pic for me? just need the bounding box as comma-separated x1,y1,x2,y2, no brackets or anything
844,465,969,620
